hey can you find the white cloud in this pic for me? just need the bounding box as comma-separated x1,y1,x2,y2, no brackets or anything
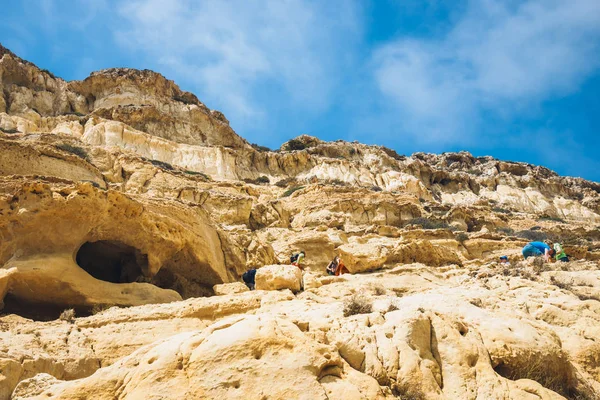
116,0,361,122
373,0,600,143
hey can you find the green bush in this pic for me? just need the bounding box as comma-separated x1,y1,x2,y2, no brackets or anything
0,127,19,134
184,170,211,180
492,206,512,214
149,159,174,170
456,232,469,242
286,139,307,151
56,143,89,161
282,186,305,197
251,143,272,152
244,175,270,185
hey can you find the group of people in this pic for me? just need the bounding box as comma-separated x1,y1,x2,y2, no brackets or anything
243,240,572,291
242,250,349,290
497,241,570,265
521,241,569,262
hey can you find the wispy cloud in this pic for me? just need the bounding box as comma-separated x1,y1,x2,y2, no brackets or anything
372,0,600,143
116,0,361,123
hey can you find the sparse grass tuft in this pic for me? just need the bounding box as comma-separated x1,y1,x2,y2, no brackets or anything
370,284,386,296
343,295,373,317
387,303,399,312
493,352,576,398
393,382,427,400
91,304,114,315
59,309,75,323
550,276,574,291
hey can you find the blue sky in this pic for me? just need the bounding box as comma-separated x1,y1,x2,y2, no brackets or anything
2,0,600,181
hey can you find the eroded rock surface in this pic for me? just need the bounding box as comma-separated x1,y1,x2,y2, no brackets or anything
1,45,600,399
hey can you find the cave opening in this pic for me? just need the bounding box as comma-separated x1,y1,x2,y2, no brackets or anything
75,240,147,283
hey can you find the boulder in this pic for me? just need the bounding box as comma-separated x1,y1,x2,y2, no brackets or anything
255,265,303,292
213,282,249,296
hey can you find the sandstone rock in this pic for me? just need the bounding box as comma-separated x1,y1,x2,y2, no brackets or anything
2,45,600,400
255,264,303,292
13,315,386,400
212,282,249,296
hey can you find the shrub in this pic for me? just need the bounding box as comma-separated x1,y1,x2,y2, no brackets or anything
286,139,307,151
497,227,515,236
380,146,405,161
516,230,548,242
456,232,469,243
0,127,19,134
282,186,305,197
466,168,483,176
343,295,373,317
371,185,383,192
148,159,174,170
492,206,512,214
387,303,399,312
172,93,197,105
183,170,210,179
59,309,75,323
275,177,296,188
407,217,452,230
244,176,270,185
56,143,89,161
251,143,272,152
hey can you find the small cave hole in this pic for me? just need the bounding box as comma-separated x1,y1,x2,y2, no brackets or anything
76,240,147,283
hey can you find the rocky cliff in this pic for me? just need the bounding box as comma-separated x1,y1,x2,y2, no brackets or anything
1,45,600,399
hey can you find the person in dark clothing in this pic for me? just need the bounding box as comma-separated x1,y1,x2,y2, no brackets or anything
242,268,257,290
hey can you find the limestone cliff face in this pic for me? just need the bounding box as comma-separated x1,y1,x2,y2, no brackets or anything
2,45,600,400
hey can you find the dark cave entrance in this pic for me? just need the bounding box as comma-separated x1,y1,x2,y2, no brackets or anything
75,240,147,283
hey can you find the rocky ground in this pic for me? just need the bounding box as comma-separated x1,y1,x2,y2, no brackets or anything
1,44,600,399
